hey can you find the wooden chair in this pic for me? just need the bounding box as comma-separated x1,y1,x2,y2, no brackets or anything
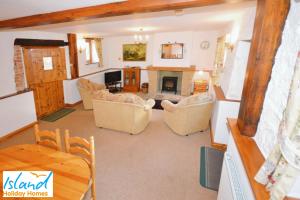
34,124,62,151
64,130,96,200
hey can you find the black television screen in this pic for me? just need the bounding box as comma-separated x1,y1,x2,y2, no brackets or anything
105,71,121,84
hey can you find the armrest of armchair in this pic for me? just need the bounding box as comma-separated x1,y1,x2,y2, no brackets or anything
161,100,178,112
144,99,155,111
93,83,106,90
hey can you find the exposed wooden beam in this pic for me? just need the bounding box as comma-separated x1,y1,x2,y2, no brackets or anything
237,0,290,137
14,38,68,47
0,0,252,29
67,33,79,79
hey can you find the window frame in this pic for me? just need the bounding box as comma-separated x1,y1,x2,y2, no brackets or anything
85,38,99,65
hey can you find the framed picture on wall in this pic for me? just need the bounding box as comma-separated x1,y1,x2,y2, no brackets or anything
161,43,184,59
123,43,147,61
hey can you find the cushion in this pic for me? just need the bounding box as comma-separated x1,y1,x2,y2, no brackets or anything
178,93,212,107
144,99,155,110
93,92,155,110
93,90,109,100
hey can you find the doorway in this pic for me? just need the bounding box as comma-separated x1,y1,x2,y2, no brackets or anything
23,47,67,117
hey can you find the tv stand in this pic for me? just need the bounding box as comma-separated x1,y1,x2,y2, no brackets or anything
106,81,122,93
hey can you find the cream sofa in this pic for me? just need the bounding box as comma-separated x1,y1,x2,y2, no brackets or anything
77,78,106,110
161,94,213,136
93,93,155,134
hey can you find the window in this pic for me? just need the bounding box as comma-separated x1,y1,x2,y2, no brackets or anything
85,39,99,64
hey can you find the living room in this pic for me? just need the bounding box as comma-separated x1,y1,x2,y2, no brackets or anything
0,0,300,200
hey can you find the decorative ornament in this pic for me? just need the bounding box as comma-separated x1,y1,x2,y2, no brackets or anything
200,41,210,49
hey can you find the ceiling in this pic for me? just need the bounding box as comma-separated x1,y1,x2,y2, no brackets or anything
0,0,124,20
28,1,256,37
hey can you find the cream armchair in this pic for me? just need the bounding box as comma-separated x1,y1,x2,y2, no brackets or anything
93,93,155,134
161,94,213,136
77,78,106,110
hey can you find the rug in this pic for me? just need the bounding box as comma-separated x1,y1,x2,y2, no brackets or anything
41,108,75,122
200,146,224,191
153,99,178,110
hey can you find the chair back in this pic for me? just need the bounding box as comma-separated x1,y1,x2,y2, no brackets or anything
34,124,62,151
64,130,96,199
77,78,91,90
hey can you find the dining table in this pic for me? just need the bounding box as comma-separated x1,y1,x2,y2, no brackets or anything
0,144,91,200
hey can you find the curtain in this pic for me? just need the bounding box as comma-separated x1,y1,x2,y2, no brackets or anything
212,35,226,86
94,38,103,67
255,52,300,200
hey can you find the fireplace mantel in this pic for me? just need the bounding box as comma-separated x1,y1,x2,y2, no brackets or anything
147,66,196,72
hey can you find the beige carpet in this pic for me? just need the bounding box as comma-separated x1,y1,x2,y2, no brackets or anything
0,104,217,200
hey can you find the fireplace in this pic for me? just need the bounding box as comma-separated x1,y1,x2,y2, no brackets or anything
147,67,196,96
161,76,178,94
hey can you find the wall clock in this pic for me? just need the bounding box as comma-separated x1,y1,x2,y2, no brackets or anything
200,41,210,49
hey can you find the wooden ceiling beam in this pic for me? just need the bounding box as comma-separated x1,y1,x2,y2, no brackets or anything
0,0,252,29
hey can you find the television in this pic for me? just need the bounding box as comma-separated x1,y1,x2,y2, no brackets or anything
105,71,121,84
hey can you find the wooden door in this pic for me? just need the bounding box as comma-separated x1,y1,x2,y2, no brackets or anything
23,47,66,117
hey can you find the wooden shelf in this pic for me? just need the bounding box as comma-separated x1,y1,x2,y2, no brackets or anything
147,66,196,72
213,85,240,102
227,118,298,200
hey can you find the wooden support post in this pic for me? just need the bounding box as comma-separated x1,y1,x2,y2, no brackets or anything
237,0,290,137
67,33,79,79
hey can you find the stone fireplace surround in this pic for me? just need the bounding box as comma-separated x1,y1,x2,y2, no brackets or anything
147,66,196,97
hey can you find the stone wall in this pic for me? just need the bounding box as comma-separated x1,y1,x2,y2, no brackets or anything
254,0,300,158
148,70,158,97
181,71,195,96
13,46,26,92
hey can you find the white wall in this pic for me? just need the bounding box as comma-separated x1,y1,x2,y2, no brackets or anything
0,92,37,137
102,35,154,69
237,6,257,41
0,31,70,96
211,100,240,144
102,30,220,70
152,31,218,68
255,0,300,158
191,31,219,67
78,51,103,76
220,41,251,100
219,6,256,100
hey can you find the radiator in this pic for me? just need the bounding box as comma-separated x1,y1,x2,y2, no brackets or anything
217,153,246,200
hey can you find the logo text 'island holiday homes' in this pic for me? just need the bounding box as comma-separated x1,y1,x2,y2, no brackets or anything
3,171,53,198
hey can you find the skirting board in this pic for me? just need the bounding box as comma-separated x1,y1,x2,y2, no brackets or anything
0,121,37,143
209,121,227,152
65,100,82,107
